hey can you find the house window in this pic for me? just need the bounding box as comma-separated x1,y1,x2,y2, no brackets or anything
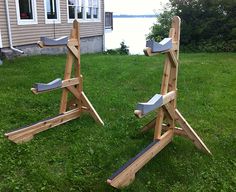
68,0,84,19
67,0,100,22
92,0,99,19
86,0,92,19
16,0,37,25
44,0,61,24
105,12,113,30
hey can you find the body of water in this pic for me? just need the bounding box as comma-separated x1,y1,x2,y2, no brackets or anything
105,17,157,55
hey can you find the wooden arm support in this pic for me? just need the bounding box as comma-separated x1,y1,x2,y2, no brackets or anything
134,91,176,118
31,78,80,94
144,43,179,57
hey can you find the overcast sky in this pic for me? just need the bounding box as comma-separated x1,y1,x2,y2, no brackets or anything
104,0,169,15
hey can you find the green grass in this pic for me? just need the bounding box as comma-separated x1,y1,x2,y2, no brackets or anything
0,53,235,192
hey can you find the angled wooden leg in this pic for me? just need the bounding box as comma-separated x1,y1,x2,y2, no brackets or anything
81,92,104,126
66,86,104,126
175,109,212,155
162,104,211,154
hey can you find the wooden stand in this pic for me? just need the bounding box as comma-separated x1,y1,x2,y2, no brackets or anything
107,16,211,189
5,20,104,144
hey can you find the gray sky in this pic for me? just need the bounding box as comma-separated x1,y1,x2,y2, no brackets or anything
105,0,169,15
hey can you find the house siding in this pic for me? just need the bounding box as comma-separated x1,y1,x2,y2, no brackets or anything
0,1,9,47
1,0,104,48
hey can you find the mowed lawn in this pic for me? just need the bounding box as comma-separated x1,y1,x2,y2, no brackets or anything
0,53,235,192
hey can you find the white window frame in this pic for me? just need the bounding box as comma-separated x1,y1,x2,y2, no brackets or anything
15,0,38,25
67,0,101,23
44,0,61,24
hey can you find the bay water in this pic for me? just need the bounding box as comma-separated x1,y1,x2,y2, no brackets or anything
105,17,157,55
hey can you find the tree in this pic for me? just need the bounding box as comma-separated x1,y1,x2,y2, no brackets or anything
147,0,236,52
147,10,174,42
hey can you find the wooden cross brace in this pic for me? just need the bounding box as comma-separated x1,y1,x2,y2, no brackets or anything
107,16,211,189
5,20,104,144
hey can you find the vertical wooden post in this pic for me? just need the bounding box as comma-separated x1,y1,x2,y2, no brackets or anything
153,16,180,140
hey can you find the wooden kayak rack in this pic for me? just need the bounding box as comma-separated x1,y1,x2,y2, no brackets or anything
107,16,211,189
5,20,104,144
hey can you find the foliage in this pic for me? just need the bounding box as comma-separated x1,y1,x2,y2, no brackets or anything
0,53,236,191
148,0,236,52
147,10,174,42
104,41,130,55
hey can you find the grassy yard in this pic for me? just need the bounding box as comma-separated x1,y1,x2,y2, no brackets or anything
0,53,235,192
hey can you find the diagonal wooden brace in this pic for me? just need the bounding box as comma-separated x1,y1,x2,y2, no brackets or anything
81,92,104,126
67,45,79,59
66,86,104,126
163,105,211,155
167,51,178,67
175,109,212,155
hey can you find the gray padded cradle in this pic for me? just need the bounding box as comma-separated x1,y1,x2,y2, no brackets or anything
40,36,68,46
34,78,62,92
136,94,163,116
146,38,172,53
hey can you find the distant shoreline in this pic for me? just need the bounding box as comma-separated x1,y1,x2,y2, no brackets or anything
113,14,157,18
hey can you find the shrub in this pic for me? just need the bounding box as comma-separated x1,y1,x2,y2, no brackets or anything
104,41,129,55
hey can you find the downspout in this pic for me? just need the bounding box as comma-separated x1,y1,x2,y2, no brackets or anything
102,2,105,52
5,0,24,54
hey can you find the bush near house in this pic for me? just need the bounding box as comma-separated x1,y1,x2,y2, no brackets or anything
104,41,130,55
0,53,235,191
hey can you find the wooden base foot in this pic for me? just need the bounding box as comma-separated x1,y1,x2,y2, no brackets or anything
5,108,81,144
107,173,135,188
107,130,173,189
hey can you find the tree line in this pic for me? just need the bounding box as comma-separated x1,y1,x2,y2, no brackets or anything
147,0,236,52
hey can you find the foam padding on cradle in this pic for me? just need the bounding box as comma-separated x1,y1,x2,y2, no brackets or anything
34,78,62,92
146,38,172,53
